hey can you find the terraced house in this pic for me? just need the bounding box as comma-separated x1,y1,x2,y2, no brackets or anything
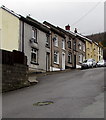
19,16,51,72
1,5,103,72
75,33,86,68
43,21,66,71
57,25,76,69
43,23,86,69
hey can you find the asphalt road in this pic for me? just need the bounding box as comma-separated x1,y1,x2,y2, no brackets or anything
2,67,104,118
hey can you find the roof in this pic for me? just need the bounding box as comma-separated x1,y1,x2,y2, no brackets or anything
76,33,92,43
20,16,50,34
57,26,76,38
0,5,20,18
43,21,65,38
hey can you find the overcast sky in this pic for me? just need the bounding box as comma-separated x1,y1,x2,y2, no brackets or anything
0,0,105,35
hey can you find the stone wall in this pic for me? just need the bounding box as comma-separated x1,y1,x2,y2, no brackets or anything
2,64,30,92
1,49,30,92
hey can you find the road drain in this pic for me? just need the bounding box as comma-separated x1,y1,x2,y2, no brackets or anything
33,101,54,106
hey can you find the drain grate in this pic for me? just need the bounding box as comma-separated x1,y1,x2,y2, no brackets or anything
33,101,54,106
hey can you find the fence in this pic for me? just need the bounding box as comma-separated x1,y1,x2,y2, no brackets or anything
1,49,27,65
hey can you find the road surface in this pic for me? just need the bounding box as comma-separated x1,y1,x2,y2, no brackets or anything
2,67,104,118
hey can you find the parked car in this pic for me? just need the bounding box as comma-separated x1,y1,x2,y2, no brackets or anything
81,59,97,69
96,60,106,67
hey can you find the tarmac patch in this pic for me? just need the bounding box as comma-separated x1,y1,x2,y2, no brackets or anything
33,101,54,106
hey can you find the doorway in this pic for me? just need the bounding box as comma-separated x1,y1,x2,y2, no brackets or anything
74,55,76,69
46,52,50,71
62,53,65,70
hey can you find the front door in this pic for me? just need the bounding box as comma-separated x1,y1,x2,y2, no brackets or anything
46,53,50,71
62,53,65,70
74,55,76,68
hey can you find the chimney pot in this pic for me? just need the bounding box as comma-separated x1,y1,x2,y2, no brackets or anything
74,28,77,33
65,24,70,31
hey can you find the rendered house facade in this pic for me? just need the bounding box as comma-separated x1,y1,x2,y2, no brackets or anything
19,16,51,72
0,6,20,51
75,34,86,68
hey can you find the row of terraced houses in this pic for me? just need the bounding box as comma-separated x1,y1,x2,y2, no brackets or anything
0,6,103,72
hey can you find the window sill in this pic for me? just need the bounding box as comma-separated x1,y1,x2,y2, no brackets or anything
31,61,39,65
79,62,82,64
54,62,59,65
33,41,38,44
62,48,66,50
45,44,50,48
54,45,58,47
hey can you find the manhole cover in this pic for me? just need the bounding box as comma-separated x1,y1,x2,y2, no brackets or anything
33,101,54,106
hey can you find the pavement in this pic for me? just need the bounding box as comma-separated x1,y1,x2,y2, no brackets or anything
2,67,105,118
79,92,104,118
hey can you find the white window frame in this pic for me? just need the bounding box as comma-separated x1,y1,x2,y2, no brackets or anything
31,48,38,64
83,55,85,62
68,52,72,63
79,54,83,63
46,34,50,47
53,35,58,47
32,27,37,43
62,39,65,49
83,44,85,52
68,40,72,48
78,41,82,50
54,51,59,64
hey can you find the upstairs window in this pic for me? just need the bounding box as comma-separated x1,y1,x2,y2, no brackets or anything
62,39,65,49
78,42,82,50
73,41,76,50
53,35,58,47
68,40,72,48
32,27,37,43
46,34,50,48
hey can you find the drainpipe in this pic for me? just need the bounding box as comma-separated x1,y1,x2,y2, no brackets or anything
22,21,24,52
51,33,53,71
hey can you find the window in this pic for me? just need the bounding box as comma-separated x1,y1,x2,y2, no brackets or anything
73,41,76,50
32,27,37,43
46,34,50,47
54,51,59,64
62,39,65,49
68,40,71,48
68,52,72,63
79,54,83,63
83,55,85,62
78,42,82,50
99,47,101,54
83,44,85,52
53,35,58,47
31,48,38,64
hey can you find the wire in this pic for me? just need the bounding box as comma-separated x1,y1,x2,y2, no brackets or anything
71,1,103,26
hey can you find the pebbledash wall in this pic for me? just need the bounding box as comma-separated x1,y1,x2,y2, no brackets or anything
1,49,30,92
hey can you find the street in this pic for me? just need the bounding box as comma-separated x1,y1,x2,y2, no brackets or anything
2,67,104,118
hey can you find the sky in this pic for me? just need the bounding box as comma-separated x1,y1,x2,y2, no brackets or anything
0,0,105,35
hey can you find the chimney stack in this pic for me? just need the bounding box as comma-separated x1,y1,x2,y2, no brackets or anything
65,24,70,31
